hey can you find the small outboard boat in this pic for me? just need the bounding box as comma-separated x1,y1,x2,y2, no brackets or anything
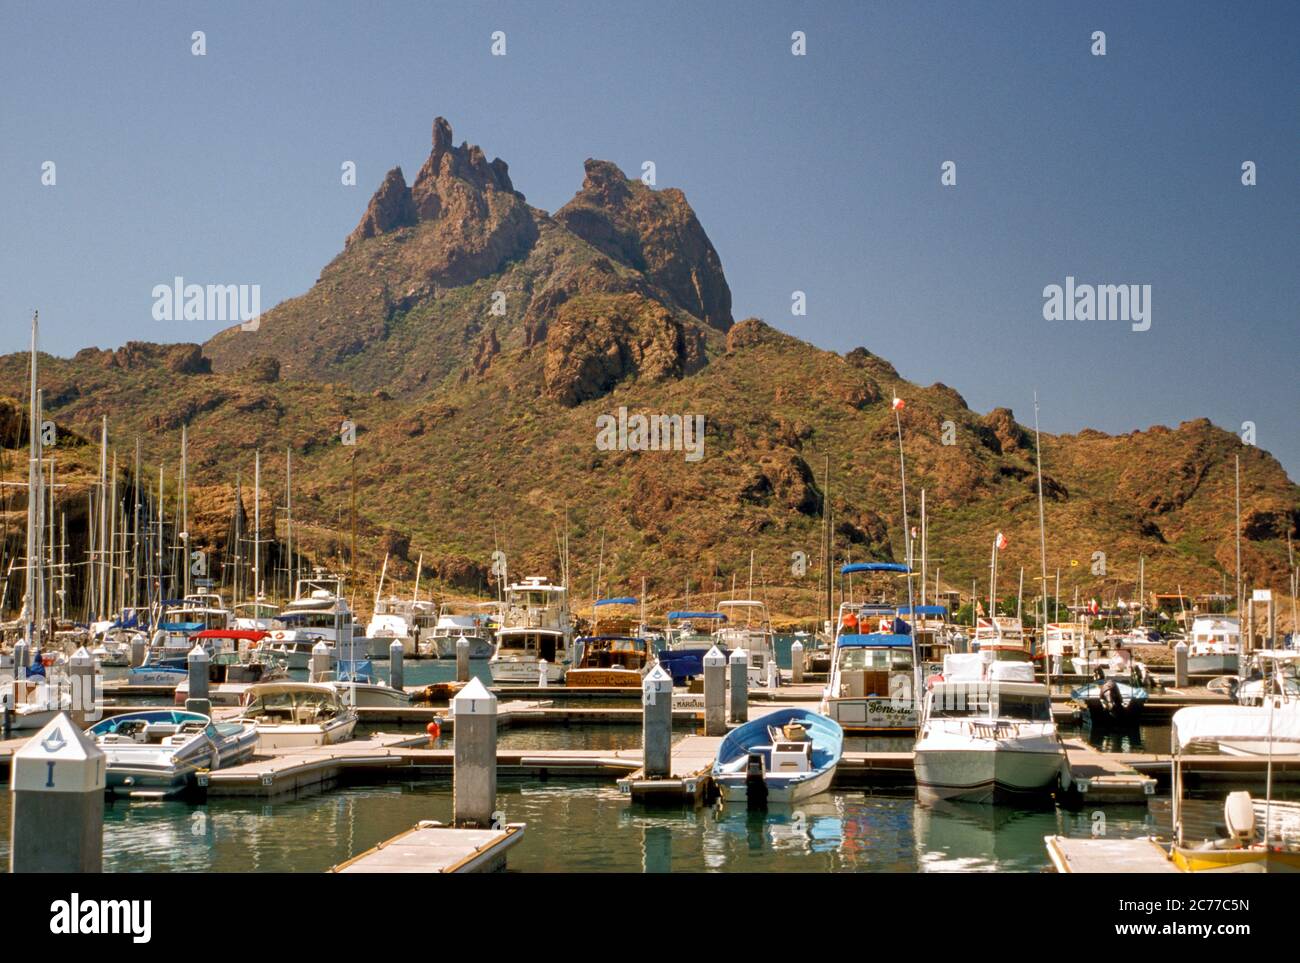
1070,673,1148,726
87,709,259,798
711,708,843,806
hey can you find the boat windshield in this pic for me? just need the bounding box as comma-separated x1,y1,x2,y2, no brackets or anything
929,684,1051,722
837,648,913,672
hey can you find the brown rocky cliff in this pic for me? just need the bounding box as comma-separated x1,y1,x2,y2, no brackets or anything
346,167,416,247
556,160,733,331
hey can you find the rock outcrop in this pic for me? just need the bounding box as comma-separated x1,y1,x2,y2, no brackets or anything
556,160,733,331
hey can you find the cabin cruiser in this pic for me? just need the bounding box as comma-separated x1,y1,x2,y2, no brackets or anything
153,592,233,657
264,574,355,669
429,601,497,659
489,576,574,684
899,604,957,670
232,599,279,631
1042,622,1090,674
712,708,843,805
821,563,920,731
87,709,259,798
566,635,654,687
972,617,1032,662
234,682,358,749
1188,616,1242,675
365,595,431,657
172,630,289,705
714,600,778,687
657,611,728,684
822,605,917,731
914,653,1068,804
1,663,73,731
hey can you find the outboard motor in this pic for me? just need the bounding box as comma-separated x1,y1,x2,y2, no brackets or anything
744,751,768,809
1098,678,1124,719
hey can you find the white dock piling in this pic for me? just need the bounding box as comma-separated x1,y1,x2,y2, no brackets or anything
185,642,211,716
1174,640,1188,688
642,663,673,778
729,648,749,724
389,639,404,692
310,640,330,683
790,639,804,684
452,677,497,828
455,637,470,683
129,634,146,668
538,659,548,688
9,713,104,873
68,646,97,728
703,645,727,736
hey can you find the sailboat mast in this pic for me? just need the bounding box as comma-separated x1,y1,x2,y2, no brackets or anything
97,415,108,619
24,313,42,649
1033,392,1050,683
181,424,189,598
1235,454,1242,622
253,450,261,600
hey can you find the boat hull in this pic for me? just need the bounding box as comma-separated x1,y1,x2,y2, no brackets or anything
715,764,835,804
1171,845,1300,873
489,659,566,684
821,696,917,731
1188,653,1240,675
914,748,1066,804
332,682,410,708
433,636,493,660
253,714,357,750
565,668,641,688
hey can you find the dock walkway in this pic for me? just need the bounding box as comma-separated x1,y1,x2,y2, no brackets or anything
1045,835,1179,873
330,823,525,873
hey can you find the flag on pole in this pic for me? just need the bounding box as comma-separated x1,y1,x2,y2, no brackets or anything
994,531,1008,551
891,397,905,411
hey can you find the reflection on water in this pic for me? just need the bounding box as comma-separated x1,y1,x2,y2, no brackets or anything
0,778,1165,873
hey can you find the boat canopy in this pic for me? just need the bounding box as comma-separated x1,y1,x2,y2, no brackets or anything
667,611,727,621
1172,704,1300,752
841,562,910,575
836,633,913,648
896,605,949,618
594,597,637,606
159,621,204,632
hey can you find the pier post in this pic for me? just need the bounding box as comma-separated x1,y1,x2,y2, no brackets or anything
389,639,404,693
538,659,548,688
642,663,673,778
310,640,330,683
790,640,804,684
9,713,104,873
12,640,28,677
452,677,497,828
703,645,727,736
1173,640,1188,688
129,634,146,668
455,637,470,683
68,646,97,728
729,648,749,724
185,642,211,716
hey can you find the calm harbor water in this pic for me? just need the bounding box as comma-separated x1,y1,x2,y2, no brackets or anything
0,778,1164,873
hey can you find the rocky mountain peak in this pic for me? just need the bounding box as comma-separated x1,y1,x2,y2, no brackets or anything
346,166,416,248
556,160,733,332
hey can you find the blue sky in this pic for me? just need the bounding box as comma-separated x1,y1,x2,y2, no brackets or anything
2,0,1296,478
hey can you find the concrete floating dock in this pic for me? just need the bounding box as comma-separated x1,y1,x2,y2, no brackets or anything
1045,835,1179,873
330,822,525,873
1062,739,1158,802
617,734,721,804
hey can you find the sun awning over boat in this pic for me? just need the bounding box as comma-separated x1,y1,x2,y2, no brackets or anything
667,611,727,620
841,562,910,575
836,633,913,648
1172,704,1300,751
159,621,204,632
896,605,949,618
595,597,637,606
